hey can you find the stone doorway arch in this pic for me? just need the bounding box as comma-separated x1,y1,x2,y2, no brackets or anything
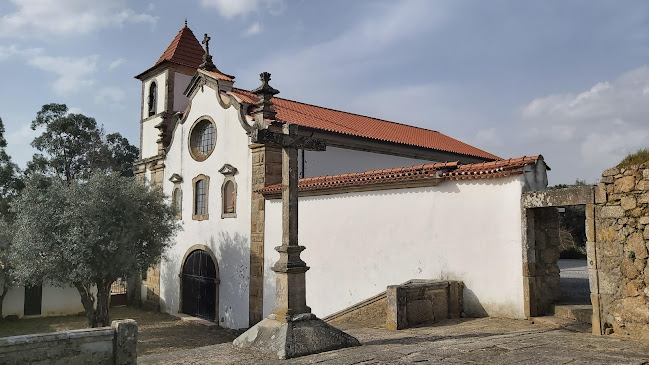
179,245,220,322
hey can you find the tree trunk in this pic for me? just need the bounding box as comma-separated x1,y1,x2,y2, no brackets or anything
95,280,112,327
0,284,8,319
74,282,97,327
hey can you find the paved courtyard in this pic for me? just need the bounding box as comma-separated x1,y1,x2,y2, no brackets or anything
139,317,649,364
559,259,590,304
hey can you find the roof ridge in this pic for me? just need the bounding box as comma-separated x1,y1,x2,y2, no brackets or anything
232,87,442,134
231,87,499,160
256,156,539,195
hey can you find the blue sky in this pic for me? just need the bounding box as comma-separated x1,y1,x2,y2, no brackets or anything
1,0,648,184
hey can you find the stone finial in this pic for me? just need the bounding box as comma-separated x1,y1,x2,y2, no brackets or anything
199,33,216,71
251,72,280,121
184,18,188,28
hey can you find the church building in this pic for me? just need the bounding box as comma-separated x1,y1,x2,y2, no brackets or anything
134,23,549,330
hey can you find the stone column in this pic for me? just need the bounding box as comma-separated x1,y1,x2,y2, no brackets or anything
271,144,311,319
249,144,282,326
234,123,360,359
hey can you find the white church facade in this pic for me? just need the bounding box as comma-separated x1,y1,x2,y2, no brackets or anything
134,24,549,330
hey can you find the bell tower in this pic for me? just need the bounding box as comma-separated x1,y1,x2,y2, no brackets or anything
134,20,205,162
132,20,205,310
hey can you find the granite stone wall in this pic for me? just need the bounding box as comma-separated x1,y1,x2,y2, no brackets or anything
596,163,649,340
0,319,137,365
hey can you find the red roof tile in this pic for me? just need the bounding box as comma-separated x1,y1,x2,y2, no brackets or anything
198,68,235,82
228,88,500,160
155,25,205,69
135,25,205,78
257,156,543,195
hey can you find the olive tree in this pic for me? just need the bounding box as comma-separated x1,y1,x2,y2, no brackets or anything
10,173,180,327
0,221,14,319
0,117,23,318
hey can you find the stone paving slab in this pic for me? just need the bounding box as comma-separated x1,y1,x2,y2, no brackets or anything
139,318,649,364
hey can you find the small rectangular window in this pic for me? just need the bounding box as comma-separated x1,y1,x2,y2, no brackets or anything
195,179,206,215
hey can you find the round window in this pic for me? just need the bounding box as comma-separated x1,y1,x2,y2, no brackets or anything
189,118,216,161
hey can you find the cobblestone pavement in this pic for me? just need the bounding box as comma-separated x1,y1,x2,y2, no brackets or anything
139,317,649,364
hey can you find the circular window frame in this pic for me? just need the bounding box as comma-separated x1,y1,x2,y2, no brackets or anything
188,116,217,162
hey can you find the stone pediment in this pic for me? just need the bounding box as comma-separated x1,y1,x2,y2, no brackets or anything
169,173,183,183
219,164,238,176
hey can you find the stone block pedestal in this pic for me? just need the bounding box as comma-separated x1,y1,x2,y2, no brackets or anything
233,313,360,359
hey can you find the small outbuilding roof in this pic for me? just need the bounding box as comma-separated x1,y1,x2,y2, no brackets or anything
257,156,546,195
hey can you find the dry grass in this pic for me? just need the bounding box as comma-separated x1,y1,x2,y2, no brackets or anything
0,307,242,356
618,149,649,168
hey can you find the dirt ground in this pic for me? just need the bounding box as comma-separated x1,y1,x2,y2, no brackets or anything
0,306,242,356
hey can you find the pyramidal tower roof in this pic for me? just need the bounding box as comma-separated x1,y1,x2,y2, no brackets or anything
136,22,205,78
155,23,204,68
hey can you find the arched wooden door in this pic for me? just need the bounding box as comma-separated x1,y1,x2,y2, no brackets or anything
182,250,217,321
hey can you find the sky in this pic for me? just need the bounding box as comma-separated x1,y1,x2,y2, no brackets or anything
0,0,648,185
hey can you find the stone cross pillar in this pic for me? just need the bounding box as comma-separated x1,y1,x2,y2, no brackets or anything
272,127,312,319
234,97,360,358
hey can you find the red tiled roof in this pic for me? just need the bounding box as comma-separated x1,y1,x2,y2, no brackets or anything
228,88,500,160
198,68,235,82
135,25,205,79
155,25,204,68
257,156,544,195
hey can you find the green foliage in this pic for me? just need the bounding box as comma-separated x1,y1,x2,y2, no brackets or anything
0,220,15,318
0,118,24,221
617,149,649,168
10,173,180,326
27,103,139,182
549,179,588,190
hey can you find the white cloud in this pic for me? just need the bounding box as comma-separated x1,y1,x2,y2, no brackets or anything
4,123,39,166
95,87,126,107
27,54,98,96
0,44,41,61
520,65,649,174
244,22,261,36
243,1,446,96
199,0,284,18
0,0,158,39
0,45,98,95
108,58,126,70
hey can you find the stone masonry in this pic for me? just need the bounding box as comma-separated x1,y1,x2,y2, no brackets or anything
533,207,562,315
596,163,649,341
249,144,282,326
0,319,137,365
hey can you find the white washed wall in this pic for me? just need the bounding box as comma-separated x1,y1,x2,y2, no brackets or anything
140,72,167,159
141,73,166,120
263,175,529,319
141,119,159,159
2,285,84,318
301,147,433,178
173,72,192,112
158,85,252,329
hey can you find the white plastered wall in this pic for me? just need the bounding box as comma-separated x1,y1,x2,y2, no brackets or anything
263,175,528,319
301,147,433,177
140,73,167,159
159,85,253,329
141,73,166,120
2,285,84,318
173,72,192,112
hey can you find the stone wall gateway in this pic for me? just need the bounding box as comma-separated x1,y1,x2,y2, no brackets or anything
0,319,137,365
596,163,649,341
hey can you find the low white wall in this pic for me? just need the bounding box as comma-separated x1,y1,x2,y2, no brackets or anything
263,175,527,319
2,285,84,318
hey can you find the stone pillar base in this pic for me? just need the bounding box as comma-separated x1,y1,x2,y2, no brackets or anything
233,313,360,359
